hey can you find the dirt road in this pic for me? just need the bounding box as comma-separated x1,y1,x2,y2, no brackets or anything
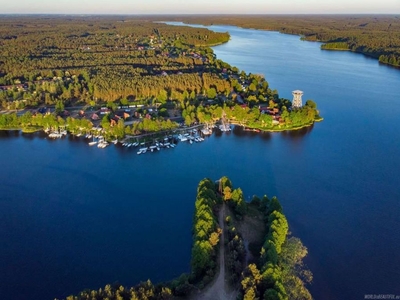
191,203,237,300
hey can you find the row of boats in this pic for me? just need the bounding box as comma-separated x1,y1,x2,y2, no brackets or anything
177,131,205,144
88,136,118,148
48,130,67,138
121,138,176,155
219,124,231,132
136,142,176,155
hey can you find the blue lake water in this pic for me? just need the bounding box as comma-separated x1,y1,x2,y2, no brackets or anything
1,23,400,300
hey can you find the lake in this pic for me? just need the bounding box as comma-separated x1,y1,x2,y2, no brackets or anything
1,23,400,300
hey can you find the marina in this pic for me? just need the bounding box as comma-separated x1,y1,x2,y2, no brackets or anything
45,123,228,153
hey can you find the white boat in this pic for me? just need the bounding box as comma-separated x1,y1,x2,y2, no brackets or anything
137,150,142,155
170,144,175,148
189,139,193,144
49,132,62,138
157,147,160,151
112,139,118,145
97,142,109,148
88,141,97,146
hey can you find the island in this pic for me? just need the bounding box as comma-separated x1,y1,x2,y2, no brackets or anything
60,177,312,300
0,16,321,148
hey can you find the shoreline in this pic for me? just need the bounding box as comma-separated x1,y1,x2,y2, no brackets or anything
177,20,396,69
0,119,323,139
234,119,322,133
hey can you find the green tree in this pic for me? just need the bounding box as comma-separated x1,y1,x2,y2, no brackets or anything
55,100,64,114
158,89,168,103
207,87,217,99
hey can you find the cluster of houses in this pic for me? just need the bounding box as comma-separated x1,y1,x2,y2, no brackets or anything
258,105,283,124
0,75,75,93
0,83,29,92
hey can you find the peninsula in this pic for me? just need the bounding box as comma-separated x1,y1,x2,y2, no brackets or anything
0,16,321,145
60,177,312,300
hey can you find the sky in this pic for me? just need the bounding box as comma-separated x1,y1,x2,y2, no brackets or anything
1,0,399,14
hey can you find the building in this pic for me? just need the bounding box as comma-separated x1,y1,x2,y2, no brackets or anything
292,90,303,108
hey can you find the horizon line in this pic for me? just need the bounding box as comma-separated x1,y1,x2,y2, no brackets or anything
0,13,399,16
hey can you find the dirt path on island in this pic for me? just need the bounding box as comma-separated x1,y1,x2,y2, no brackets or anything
191,203,238,300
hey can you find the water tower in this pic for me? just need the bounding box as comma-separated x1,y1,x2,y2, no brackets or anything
292,90,303,109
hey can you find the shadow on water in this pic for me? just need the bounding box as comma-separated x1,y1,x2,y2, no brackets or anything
22,131,50,140
280,124,314,140
232,124,313,142
213,129,223,138
232,125,259,138
0,130,20,139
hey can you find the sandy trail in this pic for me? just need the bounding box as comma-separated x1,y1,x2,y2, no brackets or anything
191,203,237,300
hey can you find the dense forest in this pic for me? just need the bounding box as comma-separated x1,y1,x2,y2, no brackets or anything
155,15,400,67
59,177,311,300
0,16,230,107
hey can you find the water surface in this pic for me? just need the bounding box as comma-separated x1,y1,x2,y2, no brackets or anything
1,23,400,300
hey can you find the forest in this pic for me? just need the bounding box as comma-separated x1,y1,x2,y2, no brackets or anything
154,15,400,67
0,16,321,135
0,16,230,107
59,177,312,300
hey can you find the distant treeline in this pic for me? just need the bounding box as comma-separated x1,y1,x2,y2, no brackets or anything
154,15,400,68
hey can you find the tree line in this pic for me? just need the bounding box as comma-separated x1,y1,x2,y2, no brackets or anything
156,15,400,68
240,196,312,300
